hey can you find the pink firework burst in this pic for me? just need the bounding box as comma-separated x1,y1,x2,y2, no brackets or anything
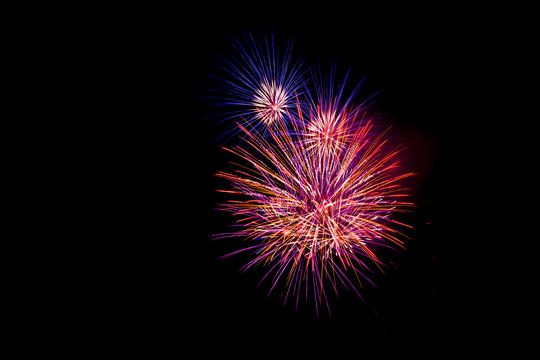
214,85,416,314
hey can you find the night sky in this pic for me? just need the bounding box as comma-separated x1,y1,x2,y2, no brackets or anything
98,5,490,353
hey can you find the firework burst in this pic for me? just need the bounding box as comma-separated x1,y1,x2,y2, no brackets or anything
214,96,415,314
209,32,306,142
210,34,416,315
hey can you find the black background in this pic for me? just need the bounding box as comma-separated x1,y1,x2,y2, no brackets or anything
93,5,492,354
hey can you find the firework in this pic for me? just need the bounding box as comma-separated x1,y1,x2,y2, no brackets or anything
209,34,416,315
208,32,306,142
214,84,415,314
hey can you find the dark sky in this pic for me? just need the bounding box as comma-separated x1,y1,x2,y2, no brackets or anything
99,5,491,353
